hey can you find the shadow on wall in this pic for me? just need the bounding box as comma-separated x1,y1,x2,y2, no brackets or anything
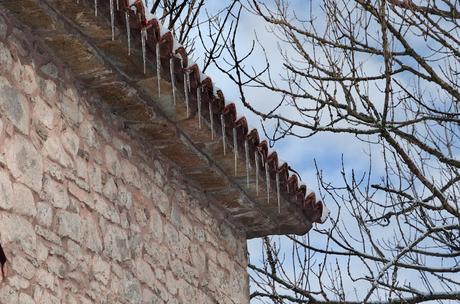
0,243,6,281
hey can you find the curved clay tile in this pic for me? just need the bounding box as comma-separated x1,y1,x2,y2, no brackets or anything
187,64,200,91
235,116,248,136
145,20,161,49
234,117,249,150
287,175,299,195
159,31,173,57
246,128,260,167
223,103,237,124
175,47,188,68
257,140,269,160
304,192,323,223
125,8,141,30
297,184,307,205
201,77,213,95
133,1,147,25
267,152,279,181
277,163,289,191
120,0,131,10
212,90,225,114
267,151,278,167
247,129,260,146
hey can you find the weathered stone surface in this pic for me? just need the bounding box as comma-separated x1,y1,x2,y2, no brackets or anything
34,286,60,304
104,145,121,176
170,203,182,226
79,119,97,147
32,95,54,129
102,176,117,202
121,159,140,188
61,127,79,157
18,293,35,304
0,285,18,304
68,182,92,209
40,62,59,79
43,159,63,181
12,182,36,217
43,135,73,168
128,234,143,258
145,244,169,270
92,256,110,285
142,288,161,304
148,208,163,243
0,15,6,40
0,42,13,73
134,206,148,227
36,241,49,262
35,269,57,292
40,79,57,102
82,216,102,253
47,256,67,279
6,135,43,192
116,183,132,208
59,93,81,126
123,276,142,304
56,210,82,242
0,74,30,135
35,226,62,246
94,194,120,224
190,243,207,274
101,223,130,262
0,117,3,139
43,176,69,209
75,157,88,180
0,170,13,210
36,202,53,227
164,222,179,255
152,184,170,215
0,212,36,254
134,258,155,288
165,270,179,296
88,162,102,193
8,275,30,290
12,255,36,280
15,64,38,95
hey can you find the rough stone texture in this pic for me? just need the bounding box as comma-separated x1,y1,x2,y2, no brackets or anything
0,23,249,304
36,202,53,227
43,176,70,209
32,96,54,130
0,170,13,210
12,182,36,217
0,76,30,135
56,210,82,242
5,135,43,192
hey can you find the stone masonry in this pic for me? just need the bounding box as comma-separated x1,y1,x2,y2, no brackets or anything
0,19,249,303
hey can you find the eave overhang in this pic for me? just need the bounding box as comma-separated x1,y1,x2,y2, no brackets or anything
0,0,327,238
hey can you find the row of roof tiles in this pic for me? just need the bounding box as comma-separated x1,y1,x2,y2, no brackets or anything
104,0,329,224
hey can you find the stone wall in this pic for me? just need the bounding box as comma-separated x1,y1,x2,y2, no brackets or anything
0,19,249,304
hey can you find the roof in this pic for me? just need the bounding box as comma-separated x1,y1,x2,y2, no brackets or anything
0,0,328,238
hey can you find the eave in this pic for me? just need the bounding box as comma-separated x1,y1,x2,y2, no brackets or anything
0,0,326,238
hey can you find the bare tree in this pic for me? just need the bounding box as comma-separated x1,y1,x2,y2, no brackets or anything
144,0,240,67
211,0,460,303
